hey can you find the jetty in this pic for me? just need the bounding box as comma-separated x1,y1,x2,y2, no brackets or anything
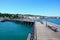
7,19,35,22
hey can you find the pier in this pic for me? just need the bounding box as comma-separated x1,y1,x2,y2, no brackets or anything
7,19,35,22
0,18,60,40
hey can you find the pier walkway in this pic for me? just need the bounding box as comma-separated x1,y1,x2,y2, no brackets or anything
34,21,60,40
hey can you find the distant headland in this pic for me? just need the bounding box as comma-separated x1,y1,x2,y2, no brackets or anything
0,13,60,19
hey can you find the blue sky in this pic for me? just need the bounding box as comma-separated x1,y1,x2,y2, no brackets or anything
0,0,60,16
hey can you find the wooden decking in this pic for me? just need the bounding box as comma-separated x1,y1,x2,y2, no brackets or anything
35,21,60,40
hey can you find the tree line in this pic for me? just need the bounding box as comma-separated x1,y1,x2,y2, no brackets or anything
0,13,18,19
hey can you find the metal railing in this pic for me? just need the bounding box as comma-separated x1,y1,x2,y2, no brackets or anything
30,22,37,40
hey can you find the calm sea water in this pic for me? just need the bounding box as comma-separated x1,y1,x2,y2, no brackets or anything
40,18,60,25
0,21,32,40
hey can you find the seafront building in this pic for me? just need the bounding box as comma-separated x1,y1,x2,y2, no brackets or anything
18,14,40,21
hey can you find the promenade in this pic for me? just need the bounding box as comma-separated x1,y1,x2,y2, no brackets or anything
35,21,60,40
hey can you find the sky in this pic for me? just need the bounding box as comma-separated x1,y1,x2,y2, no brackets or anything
0,0,60,16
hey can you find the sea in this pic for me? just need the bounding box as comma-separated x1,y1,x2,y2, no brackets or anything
0,21,33,40
40,18,60,25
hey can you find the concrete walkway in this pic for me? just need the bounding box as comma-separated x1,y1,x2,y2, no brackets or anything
35,21,60,40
